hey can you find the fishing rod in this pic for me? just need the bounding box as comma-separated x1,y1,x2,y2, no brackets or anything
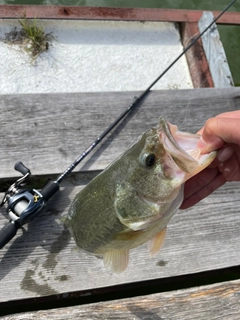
0,0,236,249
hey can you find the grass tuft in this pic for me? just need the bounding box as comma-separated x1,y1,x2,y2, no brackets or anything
4,15,54,62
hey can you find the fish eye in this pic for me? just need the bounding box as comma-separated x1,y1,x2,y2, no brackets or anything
142,153,156,167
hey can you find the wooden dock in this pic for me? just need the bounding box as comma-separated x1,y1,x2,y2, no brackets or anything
0,87,240,318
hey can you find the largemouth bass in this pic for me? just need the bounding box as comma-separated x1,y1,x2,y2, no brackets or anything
65,118,216,273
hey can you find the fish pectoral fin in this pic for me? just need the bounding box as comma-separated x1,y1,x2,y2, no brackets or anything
103,249,129,273
148,227,167,257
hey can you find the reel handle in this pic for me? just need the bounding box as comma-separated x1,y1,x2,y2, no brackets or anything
14,161,30,175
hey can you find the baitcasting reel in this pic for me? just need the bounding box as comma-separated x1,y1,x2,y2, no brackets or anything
0,161,59,249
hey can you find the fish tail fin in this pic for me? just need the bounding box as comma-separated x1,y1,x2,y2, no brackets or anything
103,249,129,273
148,227,167,257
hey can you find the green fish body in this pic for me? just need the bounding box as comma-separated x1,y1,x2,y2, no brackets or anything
65,118,216,273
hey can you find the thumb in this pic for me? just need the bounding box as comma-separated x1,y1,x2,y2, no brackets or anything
197,117,240,153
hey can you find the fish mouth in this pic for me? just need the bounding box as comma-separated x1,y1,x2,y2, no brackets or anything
159,117,216,177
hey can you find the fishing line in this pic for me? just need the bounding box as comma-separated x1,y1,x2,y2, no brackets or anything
56,0,236,184
178,99,193,131
0,0,236,249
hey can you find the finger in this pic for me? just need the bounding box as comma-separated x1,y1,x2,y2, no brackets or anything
180,172,226,209
216,111,240,119
197,110,240,138
198,118,240,153
183,167,220,199
207,146,234,167
218,151,240,182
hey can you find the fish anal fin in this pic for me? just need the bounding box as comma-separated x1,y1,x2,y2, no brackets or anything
103,249,129,273
148,228,167,257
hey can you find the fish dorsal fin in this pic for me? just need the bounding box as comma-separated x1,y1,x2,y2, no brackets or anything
148,227,167,257
103,249,129,273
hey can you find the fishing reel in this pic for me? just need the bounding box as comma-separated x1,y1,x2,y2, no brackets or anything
0,162,59,249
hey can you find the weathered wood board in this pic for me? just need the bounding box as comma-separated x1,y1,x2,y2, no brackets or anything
2,279,240,319
0,88,239,177
0,88,240,305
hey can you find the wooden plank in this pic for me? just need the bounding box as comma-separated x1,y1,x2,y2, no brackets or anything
0,88,240,304
2,279,240,319
199,12,234,87
181,22,214,88
0,88,239,177
0,6,240,25
1,182,240,302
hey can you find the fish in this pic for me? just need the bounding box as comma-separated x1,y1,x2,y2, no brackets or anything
64,117,216,273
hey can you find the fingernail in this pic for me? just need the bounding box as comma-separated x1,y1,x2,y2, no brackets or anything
217,147,234,163
197,136,208,151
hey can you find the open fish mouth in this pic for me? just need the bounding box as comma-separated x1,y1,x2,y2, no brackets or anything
159,117,216,177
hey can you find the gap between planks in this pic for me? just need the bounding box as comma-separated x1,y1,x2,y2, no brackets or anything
1,271,240,318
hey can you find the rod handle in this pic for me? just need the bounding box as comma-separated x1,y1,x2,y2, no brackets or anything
0,221,19,249
41,181,59,202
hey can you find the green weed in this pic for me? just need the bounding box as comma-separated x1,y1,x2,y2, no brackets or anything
19,16,54,60
5,15,54,62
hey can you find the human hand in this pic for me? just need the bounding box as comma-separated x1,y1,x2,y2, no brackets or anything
180,110,240,209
